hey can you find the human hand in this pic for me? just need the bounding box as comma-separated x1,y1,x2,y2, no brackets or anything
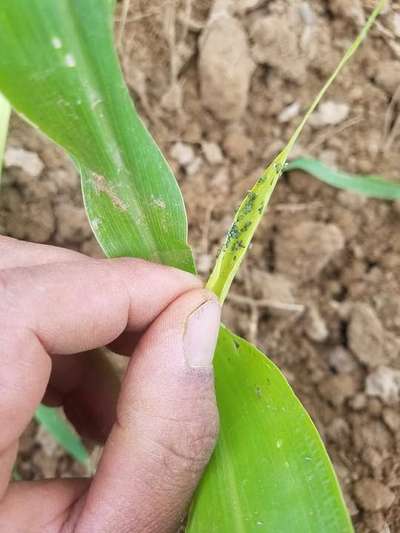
0,236,221,533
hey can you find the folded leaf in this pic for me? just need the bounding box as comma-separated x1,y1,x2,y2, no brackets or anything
286,157,400,200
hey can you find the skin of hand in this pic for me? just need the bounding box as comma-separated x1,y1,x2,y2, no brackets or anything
0,236,221,533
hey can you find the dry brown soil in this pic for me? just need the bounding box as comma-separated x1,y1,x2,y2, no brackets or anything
2,1,400,531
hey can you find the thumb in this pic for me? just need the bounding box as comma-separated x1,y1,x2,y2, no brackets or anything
74,288,221,533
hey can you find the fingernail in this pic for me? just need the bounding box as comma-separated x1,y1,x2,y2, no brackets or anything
184,299,221,368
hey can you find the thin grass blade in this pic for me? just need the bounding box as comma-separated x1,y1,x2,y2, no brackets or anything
207,0,386,304
286,157,400,199
35,405,89,466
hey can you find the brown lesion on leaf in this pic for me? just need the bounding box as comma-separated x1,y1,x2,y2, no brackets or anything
93,174,128,211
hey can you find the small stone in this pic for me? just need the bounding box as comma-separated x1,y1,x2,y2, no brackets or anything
4,146,44,177
392,12,400,37
304,305,328,343
223,129,254,160
353,479,395,512
366,366,400,405
309,101,350,128
199,13,254,121
196,253,213,275
170,142,195,167
337,190,367,210
211,167,230,195
326,417,350,443
318,374,359,407
250,15,307,83
250,270,295,317
356,420,392,451
36,424,60,457
375,60,400,95
348,304,385,367
367,397,383,417
328,346,358,374
160,83,182,111
362,447,383,470
201,141,224,165
350,393,367,411
278,102,301,123
186,157,203,176
275,221,345,282
382,407,400,433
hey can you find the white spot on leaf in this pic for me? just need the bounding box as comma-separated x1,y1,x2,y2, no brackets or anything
51,37,62,49
65,53,76,68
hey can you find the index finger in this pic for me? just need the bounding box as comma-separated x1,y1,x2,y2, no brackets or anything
0,258,200,460
1,258,201,354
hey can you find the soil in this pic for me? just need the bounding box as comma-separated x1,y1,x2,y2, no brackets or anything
2,0,400,531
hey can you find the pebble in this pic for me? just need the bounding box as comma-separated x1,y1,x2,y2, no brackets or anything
4,146,44,177
250,270,295,317
250,15,306,83
304,305,328,343
366,366,400,405
353,479,395,512
375,60,400,95
348,303,385,367
202,141,224,165
337,190,367,210
350,394,367,412
328,346,358,374
278,102,301,123
170,142,195,168
199,13,254,121
275,221,345,283
382,407,400,433
318,374,359,407
223,129,254,160
309,101,350,128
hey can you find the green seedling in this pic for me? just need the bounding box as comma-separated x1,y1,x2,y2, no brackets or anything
286,157,400,200
0,1,387,531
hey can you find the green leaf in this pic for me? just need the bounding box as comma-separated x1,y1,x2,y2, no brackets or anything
286,157,400,200
188,327,353,532
35,405,89,465
207,0,386,304
0,93,10,174
0,0,195,272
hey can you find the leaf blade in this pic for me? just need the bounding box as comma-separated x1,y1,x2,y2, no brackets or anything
286,157,400,200
187,327,353,533
0,0,195,272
